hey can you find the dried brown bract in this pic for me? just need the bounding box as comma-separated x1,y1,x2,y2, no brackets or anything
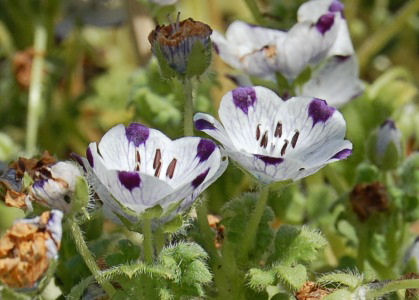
207,214,224,249
296,281,331,300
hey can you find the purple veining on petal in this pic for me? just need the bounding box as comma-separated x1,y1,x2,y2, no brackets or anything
86,148,94,167
33,179,47,189
254,155,284,165
195,119,216,130
118,171,141,191
308,98,336,126
232,87,257,114
331,148,352,160
381,119,396,129
316,13,335,35
196,139,216,162
126,123,150,146
192,168,210,188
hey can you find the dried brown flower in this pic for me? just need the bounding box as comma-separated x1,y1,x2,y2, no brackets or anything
296,281,331,300
207,214,224,249
10,151,56,179
350,181,389,221
12,48,35,90
402,272,419,299
0,211,63,289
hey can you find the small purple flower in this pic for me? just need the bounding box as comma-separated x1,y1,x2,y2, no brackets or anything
82,123,227,223
194,86,352,183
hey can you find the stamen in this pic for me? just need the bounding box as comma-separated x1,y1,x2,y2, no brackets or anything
154,162,162,177
135,150,141,171
175,11,181,31
166,158,177,179
275,122,282,138
256,124,261,140
260,131,268,148
281,140,289,156
291,131,299,148
153,149,161,169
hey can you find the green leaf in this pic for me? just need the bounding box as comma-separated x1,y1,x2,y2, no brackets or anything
271,225,327,265
248,268,276,291
185,40,211,78
71,176,89,214
273,264,307,291
323,289,353,300
161,214,184,233
317,271,363,289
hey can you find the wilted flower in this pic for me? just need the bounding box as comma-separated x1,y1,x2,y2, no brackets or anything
194,86,352,183
0,210,63,289
83,123,227,223
31,161,83,212
148,17,212,77
350,181,389,221
212,0,363,106
367,119,403,170
295,281,332,300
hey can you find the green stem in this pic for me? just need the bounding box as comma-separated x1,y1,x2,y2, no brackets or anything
323,165,348,195
366,279,419,299
183,79,194,137
68,219,116,297
358,0,419,70
154,227,165,256
239,184,270,262
243,0,266,25
25,20,47,156
142,218,154,264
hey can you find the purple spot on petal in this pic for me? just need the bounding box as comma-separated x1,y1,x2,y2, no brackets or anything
331,148,352,160
335,55,350,62
254,155,284,165
196,139,216,163
232,87,257,114
212,43,220,54
329,0,344,13
33,180,46,189
70,152,86,172
308,98,336,126
316,13,335,35
118,171,141,191
126,123,150,147
381,119,396,129
195,119,216,131
192,168,210,188
86,148,94,167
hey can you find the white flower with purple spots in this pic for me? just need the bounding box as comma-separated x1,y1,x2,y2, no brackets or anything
31,161,83,212
211,0,351,82
83,123,227,222
194,86,352,183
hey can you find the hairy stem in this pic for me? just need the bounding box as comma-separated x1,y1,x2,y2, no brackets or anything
69,219,116,297
183,79,194,137
25,21,47,156
358,0,419,70
142,217,154,264
239,184,270,262
366,279,419,299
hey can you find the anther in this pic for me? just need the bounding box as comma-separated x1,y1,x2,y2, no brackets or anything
166,158,177,179
153,149,161,169
260,131,268,148
291,131,299,148
135,150,141,171
256,124,261,140
281,140,289,156
154,162,162,177
275,122,282,138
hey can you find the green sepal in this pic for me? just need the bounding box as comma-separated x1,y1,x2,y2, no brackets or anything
380,140,402,170
161,214,183,233
247,268,276,291
273,264,307,291
186,40,211,78
22,172,34,190
323,289,353,300
354,163,380,184
154,45,178,79
293,66,312,87
317,271,363,289
71,176,89,215
142,204,163,219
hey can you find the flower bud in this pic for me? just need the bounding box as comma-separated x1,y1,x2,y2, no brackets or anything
0,210,63,289
31,161,83,212
148,17,212,78
367,119,403,170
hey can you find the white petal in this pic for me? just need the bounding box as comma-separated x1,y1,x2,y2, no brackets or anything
298,56,363,107
298,0,337,23
193,113,235,149
211,31,242,70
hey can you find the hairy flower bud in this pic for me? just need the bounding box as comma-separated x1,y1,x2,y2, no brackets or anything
148,17,212,78
367,119,403,170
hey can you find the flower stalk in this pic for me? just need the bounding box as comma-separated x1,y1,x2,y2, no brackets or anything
25,20,47,156
68,218,116,297
183,79,194,137
142,217,154,264
365,279,419,299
